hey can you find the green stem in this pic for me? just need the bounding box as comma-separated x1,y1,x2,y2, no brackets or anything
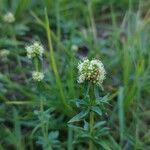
10,25,27,80
56,0,61,42
84,82,91,98
89,84,95,150
34,58,39,71
10,25,22,68
89,111,94,150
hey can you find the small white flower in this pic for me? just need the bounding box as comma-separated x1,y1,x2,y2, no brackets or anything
32,71,44,82
71,45,78,52
3,12,15,23
26,41,44,59
0,49,10,57
77,58,106,86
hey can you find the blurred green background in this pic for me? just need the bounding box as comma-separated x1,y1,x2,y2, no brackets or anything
0,0,150,150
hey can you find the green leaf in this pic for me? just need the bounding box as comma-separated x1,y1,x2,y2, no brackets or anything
94,121,106,129
109,135,122,149
48,131,59,140
14,24,29,35
91,106,102,116
95,140,111,150
94,85,100,99
96,127,109,137
96,94,109,105
83,120,89,131
68,110,89,123
118,87,125,144
68,124,84,131
83,82,91,98
75,99,88,108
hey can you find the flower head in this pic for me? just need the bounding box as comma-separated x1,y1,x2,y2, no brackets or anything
25,41,44,59
3,12,15,23
0,49,10,57
71,44,78,52
78,59,106,86
32,71,44,82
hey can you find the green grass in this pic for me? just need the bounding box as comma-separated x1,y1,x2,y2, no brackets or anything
0,0,150,149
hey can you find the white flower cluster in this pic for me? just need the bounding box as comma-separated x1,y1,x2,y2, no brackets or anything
3,12,15,23
25,42,44,59
32,71,44,82
78,59,106,85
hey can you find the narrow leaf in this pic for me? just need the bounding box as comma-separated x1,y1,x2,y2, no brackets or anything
118,87,125,145
68,110,89,123
91,106,102,116
94,121,106,129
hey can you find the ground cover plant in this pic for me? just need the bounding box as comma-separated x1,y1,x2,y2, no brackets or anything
0,0,150,150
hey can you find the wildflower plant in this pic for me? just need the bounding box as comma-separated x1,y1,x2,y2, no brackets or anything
25,40,59,149
25,41,45,82
68,58,110,150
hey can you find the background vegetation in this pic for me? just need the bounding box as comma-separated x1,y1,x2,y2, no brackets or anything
0,0,150,149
